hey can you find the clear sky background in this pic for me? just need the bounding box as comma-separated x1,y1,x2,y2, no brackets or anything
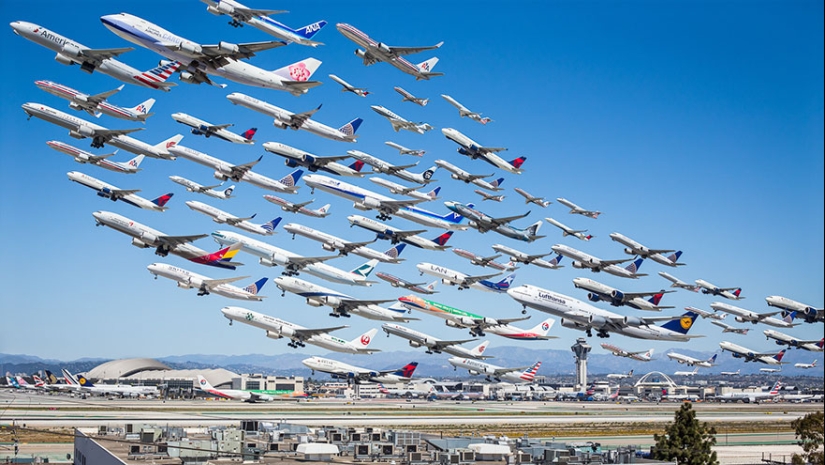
1,1,822,375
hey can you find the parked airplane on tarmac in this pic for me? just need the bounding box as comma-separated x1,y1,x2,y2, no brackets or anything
35,80,154,122
514,188,550,207
451,249,516,271
763,330,824,352
329,74,368,96
571,277,673,311
491,244,563,270
551,244,645,278
711,320,750,335
170,176,234,199
795,360,818,369
200,0,327,47
606,370,634,379
264,196,330,217
601,343,654,362
48,141,144,174
370,105,433,134
544,218,593,241
369,178,440,202
336,23,442,80
381,323,491,359
658,272,700,292
557,198,601,219
263,142,363,176
449,359,541,383
282,222,405,263
376,273,438,295
714,380,782,403
444,202,543,242
171,112,255,144
302,356,418,384
385,141,425,157
765,295,824,324
349,150,437,184
394,87,428,106
695,279,745,300
435,159,504,191
148,263,266,300
347,215,454,251
667,352,717,367
719,341,786,365
441,94,491,124
76,375,159,397
185,200,280,236
442,128,526,174
710,302,796,328
196,375,273,402
68,171,172,211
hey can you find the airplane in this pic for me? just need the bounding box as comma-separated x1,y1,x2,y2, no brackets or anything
719,341,787,365
544,218,593,242
230,93,362,142
475,190,505,202
444,202,544,242
440,94,491,124
376,273,438,295
765,295,824,324
262,142,363,176
348,150,437,184
221,306,379,354
710,302,796,328
35,80,155,122
185,200,280,236
442,128,526,174
609,232,684,267
48,141,144,174
451,249,516,271
10,21,180,91
416,262,502,291
101,13,325,94
264,196,330,217
449,358,541,383
695,279,745,300
274,276,414,322
571,277,673,311
196,375,273,402
491,244,563,270
170,176,234,200
385,141,425,157
514,188,551,207
347,214,455,251
67,171,172,212
93,211,241,269
381,323,492,359
550,244,646,278
169,145,302,193
507,284,702,340
328,74,368,96
336,23,443,80
200,0,327,47
659,272,700,292
687,306,728,321
394,87,428,106
711,320,750,335
715,380,782,403
281,222,405,263
673,367,700,377
794,360,818,369
378,383,436,398
435,159,504,191
302,356,418,384
171,112,255,144
369,178,440,202
606,370,635,379
370,105,433,134
763,330,824,352
666,352,718,367
760,368,782,373
75,375,159,397
720,369,740,376
147,263,266,300
600,344,654,362
471,273,518,294
556,198,601,219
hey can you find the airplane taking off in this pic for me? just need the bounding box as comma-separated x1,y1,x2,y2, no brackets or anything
765,295,824,324
710,302,795,328
347,215,454,251
719,341,786,365
450,359,541,383
200,0,327,47
551,244,646,278
659,272,700,292
452,249,516,271
711,320,750,335
442,128,525,174
329,74,368,96
514,188,550,207
172,112,255,144
609,232,684,267
264,196,330,217
349,151,437,184
10,21,180,91
376,273,438,295
441,94,491,124
263,142,363,176
197,375,273,402
572,277,673,311
601,343,654,362
381,323,491,359
667,352,717,367
282,222,405,263
795,360,818,369
385,141,425,157
336,23,443,80
444,202,543,242
68,171,172,212
369,178,440,202
394,87,428,106
435,159,504,191
557,198,601,219
148,263,265,300
35,80,155,122
544,218,593,242
695,279,744,300
416,262,502,291
370,105,433,134
491,244,563,270
48,141,143,174
302,356,418,384
185,200,280,236
475,190,505,202
763,330,824,352
170,176,234,199
687,306,728,321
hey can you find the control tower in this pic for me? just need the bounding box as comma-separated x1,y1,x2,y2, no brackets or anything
571,337,592,389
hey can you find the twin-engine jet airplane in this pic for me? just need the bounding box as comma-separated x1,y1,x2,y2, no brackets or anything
765,295,824,324
711,320,751,335
444,202,543,242
35,80,155,122
48,141,143,174
600,343,654,362
170,176,234,199
376,273,438,295
557,198,601,219
710,302,795,328
185,200,280,236
264,196,330,218
172,112,255,144
687,306,728,321
475,190,505,202
347,215,454,251
719,341,786,365
302,356,418,384
491,244,563,270
442,128,526,174
385,141,425,157
551,244,646,279
329,74,368,96
394,87,428,106
68,171,172,212
370,105,433,134
349,151,437,184
514,188,550,208
416,262,502,291
451,249,516,271
200,0,327,47
282,222,405,263
666,352,717,367
381,324,491,359
572,277,673,311
695,279,744,300
435,159,504,191
369,178,440,202
763,330,824,352
609,232,684,267
441,94,491,124
449,359,541,383
658,272,700,292
336,23,443,80
196,375,273,402
148,263,265,300
544,218,593,241
263,142,363,176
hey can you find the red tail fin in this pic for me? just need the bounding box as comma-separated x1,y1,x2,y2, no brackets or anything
241,128,257,140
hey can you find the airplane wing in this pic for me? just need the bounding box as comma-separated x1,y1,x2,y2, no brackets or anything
338,239,377,254
756,311,781,319
230,156,263,177
493,365,531,376
376,198,428,210
647,248,675,254
385,162,419,173
156,234,208,247
197,183,224,191
478,145,508,153
431,339,477,351
81,46,134,61
93,128,144,139
202,275,249,288
461,272,503,286
387,42,444,56
291,326,349,340
387,228,427,238
87,153,117,163
623,290,673,299
467,173,493,181
337,298,396,312
281,80,324,95
225,215,256,225
309,155,352,165
87,86,123,106
290,200,315,209
289,106,321,128
490,211,531,225
206,123,234,132
598,257,633,266
109,188,141,199
285,255,340,268
486,316,531,327
199,40,287,60
480,254,502,263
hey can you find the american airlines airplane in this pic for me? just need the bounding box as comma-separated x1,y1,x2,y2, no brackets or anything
451,249,516,271
347,215,454,251
601,344,654,362
719,341,786,365
666,352,717,367
385,141,425,157
336,23,443,80
147,263,266,300
609,232,684,267
370,105,433,134
302,356,418,384
48,141,144,174
381,323,491,359
186,200,280,236
263,142,363,177
551,244,646,278
441,94,492,124
695,279,745,300
281,222,406,263
200,0,327,47
491,244,563,270
171,112,256,144
763,330,824,352
571,277,673,311
442,128,526,174
35,80,155,122
765,295,824,324
264,196,330,217
544,218,593,242
349,151,436,184
449,358,541,383
714,380,782,403
658,272,700,292
394,87,428,106
329,74,368,96
556,198,601,219
710,302,795,328
435,159,505,191
169,176,234,200
369,178,440,202
68,171,172,212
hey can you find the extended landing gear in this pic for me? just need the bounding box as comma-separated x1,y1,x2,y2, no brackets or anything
228,19,243,27
91,136,106,149
288,341,306,348
376,212,392,221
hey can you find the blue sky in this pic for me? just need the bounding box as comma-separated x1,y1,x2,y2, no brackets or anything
1,1,822,375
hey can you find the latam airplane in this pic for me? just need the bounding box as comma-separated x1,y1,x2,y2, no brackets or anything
67,171,172,212
336,23,443,80
147,263,266,301
200,0,327,47
442,128,526,174
48,141,144,174
415,262,501,291
301,356,418,384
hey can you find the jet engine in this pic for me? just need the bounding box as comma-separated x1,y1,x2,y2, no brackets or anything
587,293,601,303
54,53,75,65
623,316,645,327
96,187,116,200
445,320,461,329
272,120,288,129
258,257,277,267
265,330,283,340
468,370,481,376
735,316,748,323
213,170,229,181
560,318,585,330
610,290,625,302
354,49,367,59
301,153,317,164
624,247,635,255
69,125,96,139
283,158,299,168
178,41,203,55
376,42,392,54
61,43,81,57
441,279,456,286
177,280,194,289
572,261,586,269
179,71,199,84
408,341,422,348
131,238,149,249
451,174,461,180
588,315,608,327
305,299,325,307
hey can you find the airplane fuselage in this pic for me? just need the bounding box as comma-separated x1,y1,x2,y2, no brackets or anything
229,93,356,142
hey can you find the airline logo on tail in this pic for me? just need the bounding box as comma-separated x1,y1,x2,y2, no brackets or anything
432,231,454,246
526,221,542,236
769,381,782,395
352,260,378,278
152,193,174,207
385,243,406,259
134,60,182,88
661,311,699,334
350,159,365,171
339,118,363,136
397,362,418,378
279,169,304,188
288,62,312,81
733,288,743,298
241,128,258,141
774,350,786,362
520,361,542,381
649,292,665,305
510,157,527,169
428,187,441,199
626,258,644,274
667,251,683,263
243,278,268,295
262,217,282,233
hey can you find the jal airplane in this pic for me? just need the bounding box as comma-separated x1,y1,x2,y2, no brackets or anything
551,244,645,278
221,306,379,354
711,320,750,335
347,215,455,251
370,105,433,134
416,262,502,291
10,21,180,91
765,295,824,324
444,202,543,242
666,352,717,367
609,232,684,267
264,196,330,217
369,178,440,202
200,0,327,47
263,142,363,176
601,343,654,362
514,188,551,207
449,358,541,383
329,74,368,96
695,279,745,300
336,23,443,80
147,263,266,300
491,244,563,270
719,341,786,365
556,198,601,219
658,272,700,292
794,360,817,369
435,159,504,191
185,200,280,236
475,190,505,202
571,277,674,311
441,94,491,124
349,150,437,184
544,218,593,242
381,323,492,359
442,128,526,174
302,356,417,384
196,375,273,402
48,141,143,174
394,87,428,106
710,302,795,328
282,222,405,263
385,141,425,157
68,171,172,211
763,330,824,352
35,80,155,122
451,249,517,271
171,112,256,144
376,273,438,295
170,176,234,199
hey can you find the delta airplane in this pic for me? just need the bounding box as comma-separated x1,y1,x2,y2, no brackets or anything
449,358,541,383
394,87,428,106
416,262,502,291
452,249,516,271
281,222,406,263
185,200,280,236
35,80,155,122
710,302,796,328
230,93,362,142
376,273,438,295
571,277,673,311
385,141,425,157
148,263,266,300
666,352,717,367
441,94,491,124
491,244,563,270
369,178,440,202
557,198,601,219
49,141,144,174
347,215,454,251
763,330,824,352
170,176,234,199
171,112,255,144
711,320,750,335
550,244,646,278
442,128,526,174
435,159,505,191
349,151,436,184
370,105,433,134
673,367,700,377
169,145,302,193
719,341,786,365
10,21,180,91
695,279,745,300
544,218,593,242
274,276,413,321
68,171,172,212
609,232,684,267
302,356,418,384
659,272,700,292
329,74,368,96
444,202,543,242
715,380,782,403
606,370,634,379
795,360,818,369
765,295,824,324
200,0,327,47
336,23,442,80
196,375,273,402
475,190,505,202
262,142,363,176
264,196,330,217
381,323,492,359
514,188,550,207
601,344,654,362
101,13,325,94
221,306,379,354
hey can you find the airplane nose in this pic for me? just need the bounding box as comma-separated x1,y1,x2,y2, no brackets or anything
10,22,22,34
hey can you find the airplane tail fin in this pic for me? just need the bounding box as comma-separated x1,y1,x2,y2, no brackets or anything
151,192,174,209
32,374,45,387
660,310,699,334
510,156,527,170
417,57,439,73
733,288,743,298
519,361,542,382
351,259,379,278
395,362,418,378
493,273,517,291
625,257,645,275
274,57,322,81
314,204,331,216
648,292,665,306
192,241,243,270
126,154,145,171
525,220,542,237
708,353,718,364
279,169,304,189
769,381,782,395
353,328,378,349
384,243,406,260
817,339,824,350
130,98,156,121
135,60,181,91
240,127,257,141
77,375,94,387
470,340,491,357
530,318,555,337
154,134,184,157
490,177,505,189
294,20,328,39
243,277,268,295
45,370,59,385
222,185,236,198
62,369,79,386
548,254,564,268
426,186,441,199
584,234,593,241
431,231,454,248
262,217,282,234
377,382,389,394
196,375,215,391
774,350,786,363
665,250,684,265
644,349,654,360
421,165,437,182
425,280,438,292
339,118,363,138
348,159,366,173
782,311,797,325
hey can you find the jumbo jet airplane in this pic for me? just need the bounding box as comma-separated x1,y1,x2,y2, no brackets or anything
347,215,454,251
35,80,155,122
556,198,601,219
336,23,443,80
381,323,491,359
695,279,745,300
264,196,330,217
348,150,437,184
148,263,266,300
441,94,491,124
172,112,256,144
385,141,425,157
475,190,505,202
609,232,684,267
186,200,280,236
329,74,368,96
449,358,541,383
514,188,550,207
302,356,418,384
263,142,363,176
659,272,700,292
370,105,433,134
719,341,786,365
394,87,428,106
200,0,327,47
710,302,796,328
601,343,654,362
667,352,717,367
711,320,750,335
763,330,824,352
416,262,502,291
765,295,824,324
221,306,379,354
196,375,273,402
101,13,324,95
491,244,563,270
68,171,172,212
571,277,673,311
544,218,593,242
376,272,438,295
170,176,234,200
673,367,700,377
795,360,818,369
281,222,406,263
442,128,526,174
551,244,646,278
435,159,505,191
452,249,516,271
49,141,144,174
444,202,543,242
369,178,440,202
10,21,180,91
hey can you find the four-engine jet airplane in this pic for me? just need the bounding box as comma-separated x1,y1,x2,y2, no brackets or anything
263,142,363,176
719,341,786,365
376,273,438,295
68,171,172,212
329,74,368,96
171,112,255,144
449,358,541,383
196,375,273,402
795,360,818,369
336,23,442,80
442,128,526,174
75,375,159,397
765,295,824,324
170,176,234,199
609,232,684,267
452,249,516,271
347,215,454,251
221,306,380,354
445,202,543,242
264,196,330,217
369,178,440,202
35,80,155,122
695,279,745,300
601,343,654,362
185,200,280,236
710,302,795,328
666,352,717,367
381,324,491,359
435,159,504,191
394,87,428,106
551,244,646,278
148,263,266,300
385,141,425,157
349,151,436,184
441,94,491,124
711,320,750,335
200,0,327,47
658,272,700,292
491,244,563,270
10,21,180,91
48,141,143,174
514,188,550,207
544,217,593,242
370,105,433,134
302,356,418,384
572,277,673,311
475,190,505,202
416,262,502,291
673,367,700,377
763,330,824,352
101,13,323,94
557,198,601,219
282,222,406,263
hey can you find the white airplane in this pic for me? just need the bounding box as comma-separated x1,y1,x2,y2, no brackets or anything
349,151,437,184
658,272,700,292
711,320,750,335
451,249,516,271
170,176,234,200
347,215,455,251
763,330,824,352
274,276,413,322
475,190,505,202
514,188,550,207
442,128,526,174
264,196,330,217
491,244,563,270
719,341,787,365
556,198,601,219
695,279,745,300
667,352,718,367
550,244,646,278
101,13,324,94
185,200,280,236
609,232,684,267
376,273,438,295
68,171,172,212
686,306,728,321
444,202,544,242
378,383,436,398
606,370,635,379
35,80,155,122
196,375,273,402
571,277,673,311
48,141,143,174
794,360,818,369
416,262,502,291
394,87,428,106
385,141,425,157
370,105,433,134
281,222,406,263
440,94,491,124
328,74,368,96
169,145,302,193
147,263,266,300
369,178,440,202
720,369,740,376
601,343,654,362
302,356,418,384
710,302,795,328
336,23,442,80
381,323,491,359
544,218,593,241
10,21,180,91
449,358,541,383
75,375,159,397
765,295,824,324
171,112,255,144
262,142,363,176
760,368,782,373
435,159,505,191
715,380,782,403
200,0,326,46
221,306,379,354
673,367,700,377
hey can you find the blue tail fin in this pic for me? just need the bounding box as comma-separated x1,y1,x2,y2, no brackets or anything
495,273,516,289
548,254,563,267
625,257,645,274
385,243,406,260
708,353,718,364
660,311,699,334
491,177,505,188
431,231,454,247
339,118,363,136
440,210,465,223
279,169,304,188
667,251,683,263
152,193,174,208
77,375,95,387
244,277,268,295
296,20,327,39
262,217,282,234
427,186,441,199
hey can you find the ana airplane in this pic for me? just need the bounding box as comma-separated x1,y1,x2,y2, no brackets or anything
666,352,717,367
196,375,273,402
263,142,363,176
347,215,454,251
328,74,368,96
221,306,379,354
609,232,684,267
514,188,550,207
385,141,425,157
606,370,635,379
601,343,654,362
550,244,645,278
370,105,433,134
763,330,824,352
394,87,428,106
715,381,782,403
695,279,745,300
35,80,154,122
369,178,440,202
658,272,700,292
10,21,180,91
710,302,795,328
451,249,516,271
170,176,234,199
794,360,818,369
381,323,491,359
444,202,543,242
571,277,673,311
264,196,330,217
185,200,279,236
200,0,327,47
281,222,406,263
302,356,418,384
348,150,437,184
765,295,824,324
441,94,491,124
148,263,266,300
376,273,438,295
416,262,501,291
719,341,786,365
491,244,563,270
442,128,526,174
556,198,601,219
336,23,442,80
47,141,144,174
475,190,505,202
171,112,255,144
449,358,541,383
544,218,593,242
711,320,750,335
435,159,504,191
68,171,172,212
673,367,700,377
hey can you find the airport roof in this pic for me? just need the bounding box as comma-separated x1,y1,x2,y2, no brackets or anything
125,368,239,388
84,359,238,387
85,358,171,380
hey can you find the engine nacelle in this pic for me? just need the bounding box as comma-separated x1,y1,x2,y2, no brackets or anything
61,43,82,57
611,290,625,302
265,330,283,340
177,281,193,289
589,315,608,327
272,120,288,129
277,325,295,338
216,1,234,14
623,316,645,327
376,42,392,54
624,247,635,255
96,187,114,199
445,320,461,329
191,128,205,136
179,71,198,84
54,53,75,65
572,260,586,269
305,298,324,307
804,307,817,317
131,238,149,249
442,279,456,286
321,243,336,252
408,341,422,348
218,41,239,55
457,148,471,156
283,158,299,168
735,316,746,323
206,5,223,16
178,41,203,55
353,203,371,212
355,49,367,59
560,318,584,330
587,293,601,303
258,257,277,267
140,232,158,245
301,154,317,165
72,125,96,139
214,170,229,181
361,197,382,209
451,174,460,180
468,370,481,376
